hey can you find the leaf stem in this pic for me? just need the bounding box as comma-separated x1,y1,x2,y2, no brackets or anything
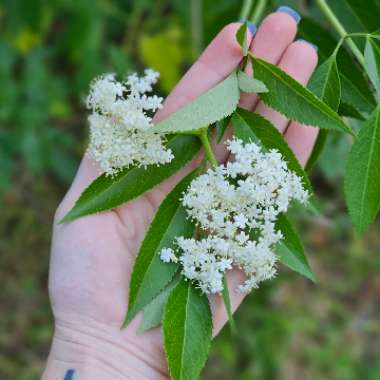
191,0,203,59
222,274,237,335
239,0,254,20
315,0,365,67
332,32,375,61
347,32,373,39
199,129,218,167
250,0,266,25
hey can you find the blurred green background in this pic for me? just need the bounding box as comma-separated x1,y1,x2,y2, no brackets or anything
1,0,380,379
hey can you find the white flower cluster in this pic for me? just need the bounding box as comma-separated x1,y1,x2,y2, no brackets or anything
86,69,173,175
160,139,309,294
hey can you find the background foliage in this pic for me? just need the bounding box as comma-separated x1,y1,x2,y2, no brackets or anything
1,0,380,379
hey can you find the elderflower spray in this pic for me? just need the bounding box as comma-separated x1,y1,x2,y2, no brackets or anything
160,139,309,294
86,69,173,175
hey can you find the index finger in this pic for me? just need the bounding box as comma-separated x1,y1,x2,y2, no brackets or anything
154,23,250,123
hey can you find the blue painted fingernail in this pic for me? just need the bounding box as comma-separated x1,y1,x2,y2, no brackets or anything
238,20,257,36
64,369,75,380
247,21,257,36
297,38,318,51
276,6,301,24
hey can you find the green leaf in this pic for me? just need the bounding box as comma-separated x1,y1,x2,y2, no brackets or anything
222,274,237,334
364,37,380,100
125,172,196,325
298,17,375,114
306,53,341,171
138,275,180,333
237,70,268,93
275,214,316,282
163,278,212,380
339,102,365,120
60,135,200,223
327,0,380,52
232,108,316,204
308,53,341,111
152,72,239,134
329,0,380,50
305,130,328,172
236,22,248,56
340,75,374,116
215,116,231,143
250,56,352,135
345,104,380,234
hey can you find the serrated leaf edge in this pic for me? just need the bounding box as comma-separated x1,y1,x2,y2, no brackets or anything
344,105,380,234
163,280,212,380
251,55,353,135
152,72,239,134
60,136,200,223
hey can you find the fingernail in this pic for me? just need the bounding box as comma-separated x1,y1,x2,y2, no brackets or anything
238,20,257,36
247,21,257,36
276,6,301,24
64,369,75,380
297,38,318,51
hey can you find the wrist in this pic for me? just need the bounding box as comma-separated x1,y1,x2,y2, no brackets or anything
42,316,168,380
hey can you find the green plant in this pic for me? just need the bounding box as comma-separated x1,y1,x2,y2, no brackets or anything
57,1,380,378
3,1,380,379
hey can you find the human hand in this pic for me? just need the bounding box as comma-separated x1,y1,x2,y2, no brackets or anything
43,8,318,380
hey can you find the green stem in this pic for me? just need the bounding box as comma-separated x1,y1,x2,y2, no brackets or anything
239,0,254,20
347,32,373,39
250,0,266,25
332,32,374,57
315,0,365,67
222,274,237,335
191,0,203,59
199,129,218,167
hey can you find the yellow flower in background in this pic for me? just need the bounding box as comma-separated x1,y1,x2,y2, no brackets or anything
13,28,41,55
139,26,187,93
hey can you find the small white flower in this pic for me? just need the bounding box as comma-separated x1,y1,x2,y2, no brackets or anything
234,214,248,229
159,248,177,263
159,139,309,294
86,74,125,113
86,69,173,176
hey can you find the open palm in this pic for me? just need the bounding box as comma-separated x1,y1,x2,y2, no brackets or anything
44,10,318,380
